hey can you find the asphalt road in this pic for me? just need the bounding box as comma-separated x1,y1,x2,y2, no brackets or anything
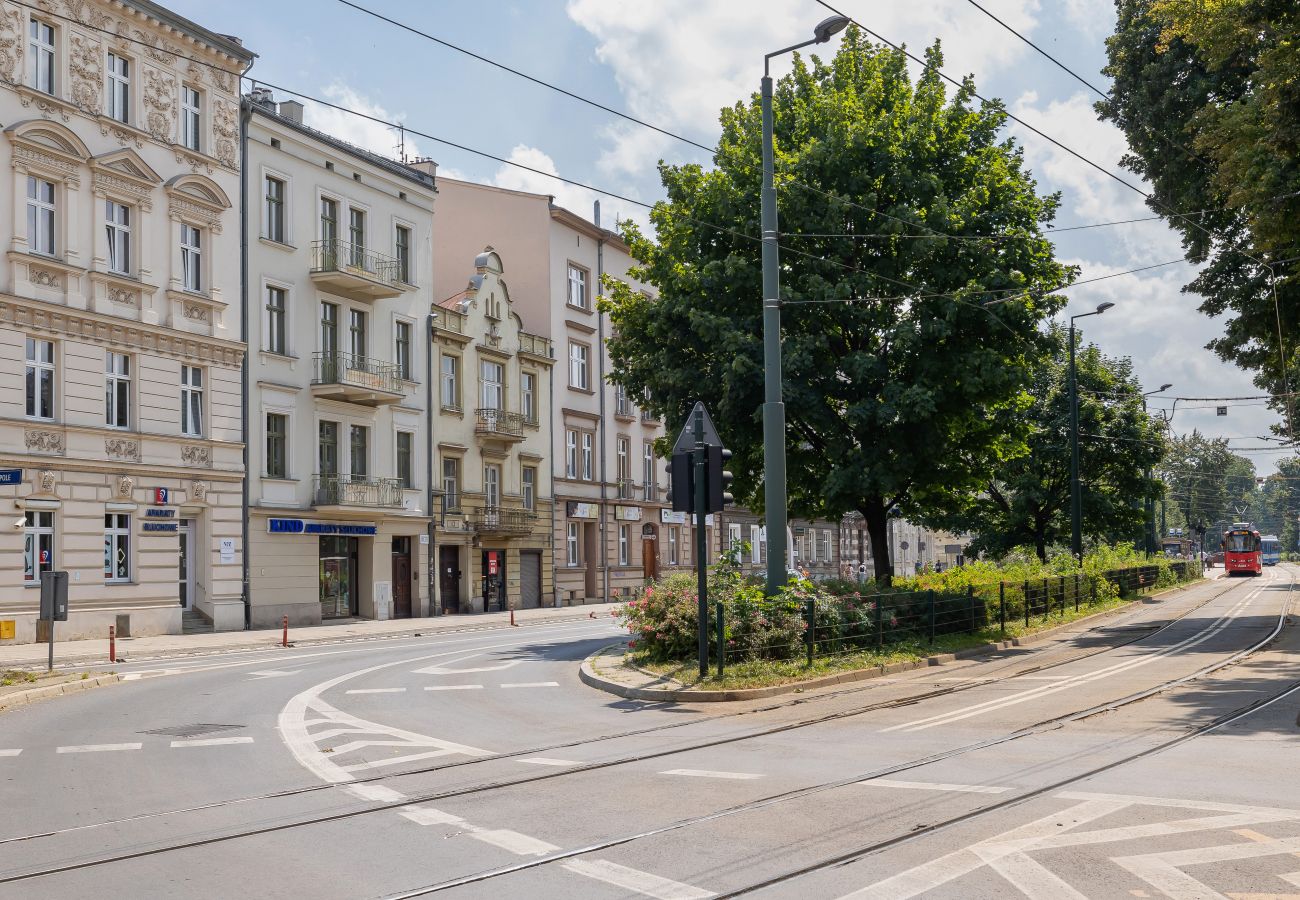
1,566,1297,899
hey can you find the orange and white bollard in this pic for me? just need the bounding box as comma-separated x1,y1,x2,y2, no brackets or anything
510,608,517,627
281,615,288,648
108,624,116,664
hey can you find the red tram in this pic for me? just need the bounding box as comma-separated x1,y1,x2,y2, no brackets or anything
1222,524,1263,576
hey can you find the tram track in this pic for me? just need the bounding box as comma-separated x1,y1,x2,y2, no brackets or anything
0,570,1268,888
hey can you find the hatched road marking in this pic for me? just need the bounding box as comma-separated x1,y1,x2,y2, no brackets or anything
661,769,763,780
561,859,716,899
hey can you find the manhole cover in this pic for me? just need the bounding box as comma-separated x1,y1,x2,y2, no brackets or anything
139,723,245,739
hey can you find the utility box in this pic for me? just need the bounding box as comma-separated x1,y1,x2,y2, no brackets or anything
116,614,131,638
39,571,69,621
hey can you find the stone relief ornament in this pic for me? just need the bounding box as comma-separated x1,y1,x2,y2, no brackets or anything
108,287,135,305
29,268,60,288
115,475,134,498
210,68,234,95
189,480,209,502
142,67,175,143
105,438,140,460
99,122,143,149
38,470,56,493
0,4,22,84
180,445,211,467
25,429,64,454
183,303,209,322
69,32,102,114
213,99,238,168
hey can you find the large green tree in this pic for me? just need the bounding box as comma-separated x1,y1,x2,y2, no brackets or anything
603,32,1074,580
1159,432,1255,538
933,328,1165,561
1099,0,1300,428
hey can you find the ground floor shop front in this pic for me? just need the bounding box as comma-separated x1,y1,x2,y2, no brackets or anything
434,514,552,614
247,510,431,628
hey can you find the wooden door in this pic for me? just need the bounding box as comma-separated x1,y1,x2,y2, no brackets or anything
391,539,412,619
439,546,461,614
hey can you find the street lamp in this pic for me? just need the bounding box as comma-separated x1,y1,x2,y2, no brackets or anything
1069,302,1115,563
760,14,850,595
1141,383,1173,556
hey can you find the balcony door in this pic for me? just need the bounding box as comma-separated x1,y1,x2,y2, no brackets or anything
484,464,500,522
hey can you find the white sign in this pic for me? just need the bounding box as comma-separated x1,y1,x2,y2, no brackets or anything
219,538,236,564
616,505,642,522
661,510,686,525
419,533,430,545
567,502,599,519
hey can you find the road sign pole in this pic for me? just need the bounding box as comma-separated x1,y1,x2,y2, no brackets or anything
693,408,709,678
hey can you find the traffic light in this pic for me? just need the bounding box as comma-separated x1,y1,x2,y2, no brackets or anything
707,445,733,512
667,453,693,513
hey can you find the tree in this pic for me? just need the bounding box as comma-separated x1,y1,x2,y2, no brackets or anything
932,328,1165,561
602,31,1074,581
1158,432,1254,538
1099,0,1300,431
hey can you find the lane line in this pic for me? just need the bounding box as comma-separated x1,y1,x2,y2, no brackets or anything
343,783,406,803
500,681,559,688
345,688,407,695
413,661,522,675
0,749,21,757
398,805,465,826
466,828,559,857
861,779,1010,795
170,737,255,748
561,858,716,899
516,757,580,767
660,769,763,780
423,684,484,691
55,743,142,753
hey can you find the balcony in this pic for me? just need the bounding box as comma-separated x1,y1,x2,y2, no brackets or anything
518,331,553,359
614,397,633,419
314,474,404,510
310,239,406,301
471,506,536,535
475,408,525,442
643,482,660,502
431,307,467,335
311,352,405,406
617,478,636,500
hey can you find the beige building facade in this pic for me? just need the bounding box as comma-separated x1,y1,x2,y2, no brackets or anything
243,91,433,628
0,0,252,643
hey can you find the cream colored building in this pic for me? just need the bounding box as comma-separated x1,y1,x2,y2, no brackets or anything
429,248,555,613
0,0,252,643
243,90,433,627
432,179,680,605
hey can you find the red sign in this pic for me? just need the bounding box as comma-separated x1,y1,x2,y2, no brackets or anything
487,552,499,576
154,487,169,505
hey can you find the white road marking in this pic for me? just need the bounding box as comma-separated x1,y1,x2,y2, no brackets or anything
861,779,1010,795
398,805,465,826
0,749,21,757
170,737,255,748
424,684,484,691
517,757,580,767
345,688,407,694
660,769,762,780
500,681,559,688
413,660,522,675
465,827,559,856
56,743,143,753
1281,872,1300,888
562,858,716,899
343,783,406,803
1113,834,1300,899
248,670,302,679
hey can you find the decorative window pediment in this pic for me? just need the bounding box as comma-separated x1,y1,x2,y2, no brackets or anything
5,120,88,185
90,148,161,209
164,173,230,231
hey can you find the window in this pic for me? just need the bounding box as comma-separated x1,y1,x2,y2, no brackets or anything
615,384,630,417
181,85,201,152
521,371,536,424
643,441,655,492
616,437,629,483
24,511,54,584
104,513,130,583
619,524,630,566
818,529,830,562
348,207,365,265
484,464,500,509
26,176,55,257
25,338,54,421
349,309,366,361
265,413,287,478
440,354,460,410
319,420,338,476
395,225,411,283
265,286,287,354
320,197,338,247
728,524,742,555
565,429,578,479
349,425,368,477
522,466,536,511
105,200,131,275
320,302,338,354
395,320,412,380
668,527,679,565
105,352,130,429
567,264,588,309
264,176,285,243
569,342,589,390
29,19,55,95
581,432,593,481
566,522,580,567
751,525,762,564
107,52,130,123
442,457,459,511
396,431,413,489
180,365,203,437
180,224,202,292
480,360,503,410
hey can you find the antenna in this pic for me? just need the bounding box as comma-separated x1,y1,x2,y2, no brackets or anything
394,124,406,163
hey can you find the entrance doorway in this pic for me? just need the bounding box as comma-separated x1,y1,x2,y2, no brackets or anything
481,549,506,612
391,537,412,619
439,546,461,614
641,524,659,582
319,536,359,619
519,550,541,609
583,523,598,600
178,518,194,609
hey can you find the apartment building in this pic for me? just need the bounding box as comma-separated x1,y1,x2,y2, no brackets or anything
0,1,253,643
242,90,434,628
431,179,676,604
428,247,555,613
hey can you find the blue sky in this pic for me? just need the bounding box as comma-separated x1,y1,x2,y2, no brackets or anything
171,0,1287,472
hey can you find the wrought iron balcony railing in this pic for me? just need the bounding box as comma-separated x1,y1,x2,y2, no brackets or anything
475,408,525,439
471,506,536,534
313,351,403,395
311,239,404,288
643,482,659,502
314,473,404,508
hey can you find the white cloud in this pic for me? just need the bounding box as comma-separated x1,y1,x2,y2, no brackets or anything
1062,0,1116,38
301,83,421,161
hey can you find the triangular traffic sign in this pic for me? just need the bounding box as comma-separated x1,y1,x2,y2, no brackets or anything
671,401,722,453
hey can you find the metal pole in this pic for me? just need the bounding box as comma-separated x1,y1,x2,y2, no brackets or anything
694,408,708,678
760,72,787,596
928,590,935,645
716,601,725,678
999,582,1006,636
1069,321,1083,563
805,599,814,665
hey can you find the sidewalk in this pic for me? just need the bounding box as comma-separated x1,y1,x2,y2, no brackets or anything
0,603,623,670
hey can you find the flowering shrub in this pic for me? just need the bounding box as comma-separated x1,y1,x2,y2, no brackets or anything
617,573,701,661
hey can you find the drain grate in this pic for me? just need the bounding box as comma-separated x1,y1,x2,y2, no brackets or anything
139,723,246,739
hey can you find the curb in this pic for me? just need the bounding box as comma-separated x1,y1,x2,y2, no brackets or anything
0,674,122,713
579,579,1207,703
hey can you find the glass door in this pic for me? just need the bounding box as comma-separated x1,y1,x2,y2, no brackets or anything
178,519,194,609
320,556,351,618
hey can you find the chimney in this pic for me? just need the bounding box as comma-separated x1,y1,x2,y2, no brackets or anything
408,158,437,179
249,86,274,109
278,100,303,124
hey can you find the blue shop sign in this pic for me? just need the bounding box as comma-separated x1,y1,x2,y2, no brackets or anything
0,469,21,485
143,522,178,532
268,518,377,537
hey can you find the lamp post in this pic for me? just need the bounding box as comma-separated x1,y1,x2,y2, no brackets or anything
760,14,850,596
1069,302,1115,563
1141,383,1172,556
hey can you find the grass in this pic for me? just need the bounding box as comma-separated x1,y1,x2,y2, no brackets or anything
0,670,39,687
625,587,1163,691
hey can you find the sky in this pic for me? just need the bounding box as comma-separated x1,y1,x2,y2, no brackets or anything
170,0,1288,473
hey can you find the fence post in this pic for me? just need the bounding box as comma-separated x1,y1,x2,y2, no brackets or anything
999,582,1006,637
1043,578,1050,622
1074,573,1080,612
928,590,936,645
875,593,884,651
1024,580,1030,628
1091,574,1097,606
716,601,725,678
967,585,975,634
804,599,814,666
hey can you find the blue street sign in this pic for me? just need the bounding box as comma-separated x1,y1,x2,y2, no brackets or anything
0,469,21,485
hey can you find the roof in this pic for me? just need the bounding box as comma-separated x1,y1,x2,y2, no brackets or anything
246,100,435,190
437,290,471,310
122,0,256,64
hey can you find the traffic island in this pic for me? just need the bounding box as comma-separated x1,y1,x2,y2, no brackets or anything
0,670,121,713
